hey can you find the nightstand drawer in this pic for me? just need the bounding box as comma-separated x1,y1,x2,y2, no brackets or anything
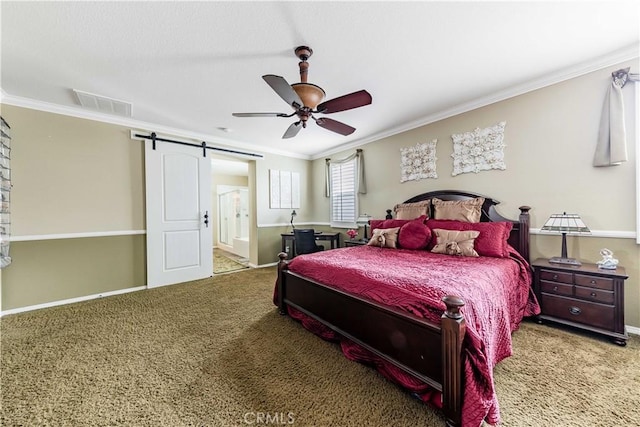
540,280,573,297
574,285,614,304
574,274,613,291
541,294,614,330
539,269,573,284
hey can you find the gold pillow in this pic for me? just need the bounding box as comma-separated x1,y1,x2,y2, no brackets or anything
367,227,400,249
431,229,480,257
393,200,430,220
432,197,485,223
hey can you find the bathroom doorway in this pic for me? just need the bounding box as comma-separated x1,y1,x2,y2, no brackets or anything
217,185,249,259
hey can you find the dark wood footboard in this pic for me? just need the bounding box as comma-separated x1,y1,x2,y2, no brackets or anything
276,253,466,427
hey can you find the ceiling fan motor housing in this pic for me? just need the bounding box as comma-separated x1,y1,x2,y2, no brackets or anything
292,83,325,109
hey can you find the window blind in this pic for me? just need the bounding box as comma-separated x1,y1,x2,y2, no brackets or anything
330,158,357,226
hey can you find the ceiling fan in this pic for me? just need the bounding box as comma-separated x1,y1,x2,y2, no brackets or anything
232,46,372,139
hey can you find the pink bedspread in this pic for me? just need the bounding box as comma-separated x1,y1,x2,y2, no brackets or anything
274,245,540,427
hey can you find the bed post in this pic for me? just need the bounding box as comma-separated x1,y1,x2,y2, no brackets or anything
518,206,531,262
277,252,289,315
441,295,465,427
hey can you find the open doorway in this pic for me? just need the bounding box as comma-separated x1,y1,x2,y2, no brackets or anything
217,186,249,258
211,157,250,273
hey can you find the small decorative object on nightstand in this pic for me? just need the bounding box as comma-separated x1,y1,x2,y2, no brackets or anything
597,248,619,270
532,258,629,346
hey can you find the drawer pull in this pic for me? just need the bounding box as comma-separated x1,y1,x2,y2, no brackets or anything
590,292,597,297
553,286,558,291
553,274,559,280
590,280,597,285
569,306,582,316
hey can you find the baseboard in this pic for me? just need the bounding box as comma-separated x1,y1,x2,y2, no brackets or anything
627,325,640,336
256,261,278,268
0,285,147,317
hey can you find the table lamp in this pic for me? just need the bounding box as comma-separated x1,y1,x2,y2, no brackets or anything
356,214,372,241
540,212,591,266
290,210,297,231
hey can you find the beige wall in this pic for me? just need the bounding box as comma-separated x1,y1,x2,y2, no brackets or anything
2,235,145,309
4,106,145,235
310,59,640,328
0,105,148,311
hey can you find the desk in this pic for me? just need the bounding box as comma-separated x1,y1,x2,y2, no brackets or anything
281,231,341,259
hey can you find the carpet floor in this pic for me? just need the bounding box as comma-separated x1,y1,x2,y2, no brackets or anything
1,267,638,427
213,250,249,274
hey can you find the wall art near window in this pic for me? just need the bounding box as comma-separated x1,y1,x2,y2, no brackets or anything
400,140,438,183
270,169,300,209
451,121,506,176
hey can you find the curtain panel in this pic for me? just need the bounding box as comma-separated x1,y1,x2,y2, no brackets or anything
324,149,366,197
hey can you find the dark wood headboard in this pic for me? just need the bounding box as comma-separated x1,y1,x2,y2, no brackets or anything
387,190,531,262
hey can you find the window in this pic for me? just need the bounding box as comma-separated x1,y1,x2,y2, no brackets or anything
329,157,357,228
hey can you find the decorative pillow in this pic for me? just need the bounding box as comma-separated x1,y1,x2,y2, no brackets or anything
369,218,413,234
432,197,485,223
431,229,480,257
426,219,513,258
398,216,431,250
367,227,400,249
393,200,431,220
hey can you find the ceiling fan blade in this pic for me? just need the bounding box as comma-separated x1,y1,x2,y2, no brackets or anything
316,90,372,114
282,121,303,139
315,117,356,136
263,74,304,109
232,112,289,117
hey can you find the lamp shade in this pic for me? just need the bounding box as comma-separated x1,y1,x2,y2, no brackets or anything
540,213,590,235
356,214,372,226
540,212,590,266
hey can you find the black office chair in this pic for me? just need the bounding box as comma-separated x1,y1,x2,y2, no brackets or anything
294,229,325,255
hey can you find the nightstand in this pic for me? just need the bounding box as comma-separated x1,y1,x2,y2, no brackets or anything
344,239,368,247
532,258,629,346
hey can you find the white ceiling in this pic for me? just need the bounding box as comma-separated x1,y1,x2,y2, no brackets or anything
1,1,639,159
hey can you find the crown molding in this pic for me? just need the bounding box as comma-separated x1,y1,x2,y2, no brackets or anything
0,93,310,160
311,44,640,160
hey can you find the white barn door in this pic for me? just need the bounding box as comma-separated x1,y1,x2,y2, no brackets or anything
145,140,212,288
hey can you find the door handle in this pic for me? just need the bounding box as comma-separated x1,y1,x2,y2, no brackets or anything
204,210,209,228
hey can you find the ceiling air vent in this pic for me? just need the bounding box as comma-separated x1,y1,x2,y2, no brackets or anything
73,89,132,117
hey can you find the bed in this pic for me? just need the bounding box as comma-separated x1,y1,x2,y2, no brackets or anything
274,190,540,427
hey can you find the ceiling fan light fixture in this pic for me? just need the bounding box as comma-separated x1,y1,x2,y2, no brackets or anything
232,46,372,139
291,83,325,109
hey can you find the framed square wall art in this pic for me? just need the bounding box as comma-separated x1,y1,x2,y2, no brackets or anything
451,121,506,176
400,140,438,182
270,169,300,209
